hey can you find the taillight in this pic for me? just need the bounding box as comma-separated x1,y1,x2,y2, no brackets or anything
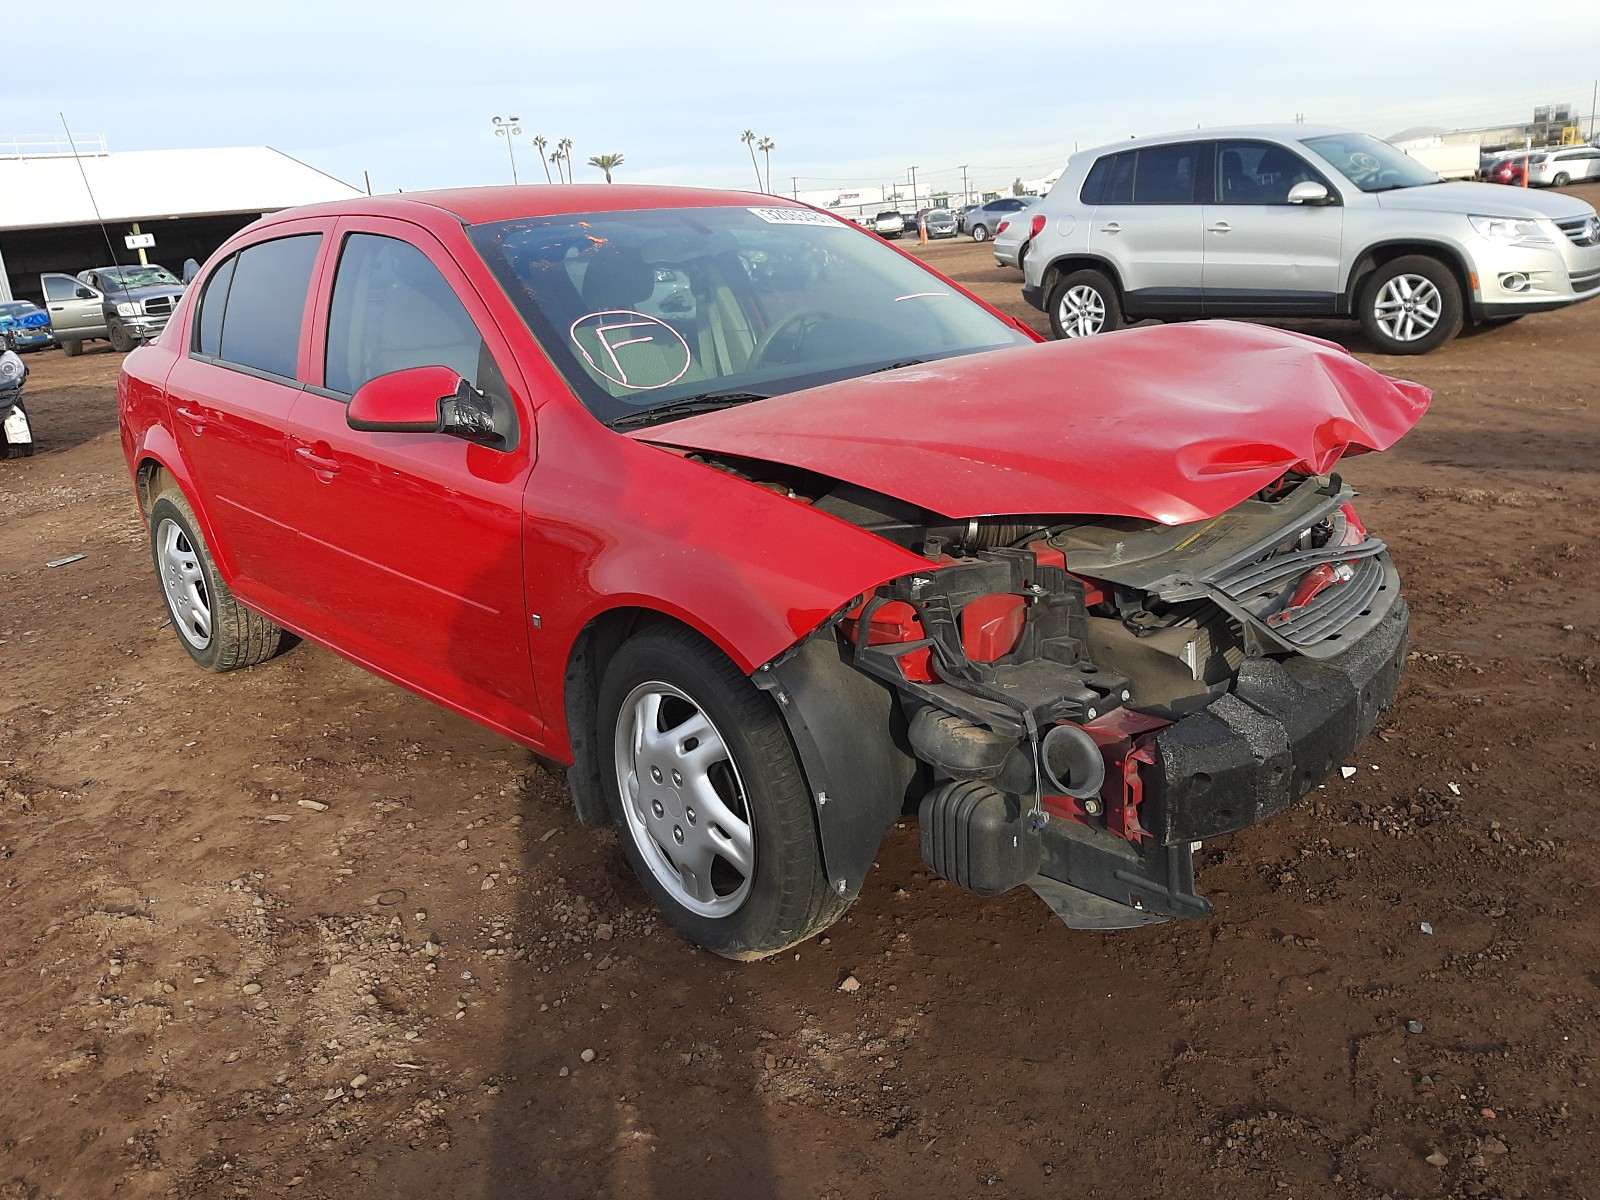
997,220,1010,234
1030,214,1047,238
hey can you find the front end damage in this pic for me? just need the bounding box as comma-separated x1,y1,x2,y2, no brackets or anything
756,471,1410,929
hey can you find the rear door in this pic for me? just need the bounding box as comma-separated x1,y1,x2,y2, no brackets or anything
1202,139,1344,314
278,218,542,737
40,273,106,339
163,223,328,614
1085,143,1208,313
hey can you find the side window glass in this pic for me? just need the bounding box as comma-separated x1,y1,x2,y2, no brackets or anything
1080,156,1111,205
195,255,237,358
1216,141,1321,205
1102,152,1135,205
215,234,321,378
1133,143,1203,204
42,276,78,302
325,233,493,400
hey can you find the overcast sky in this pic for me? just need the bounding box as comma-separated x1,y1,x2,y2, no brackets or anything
11,0,1599,198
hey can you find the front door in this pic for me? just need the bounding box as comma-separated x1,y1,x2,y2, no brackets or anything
39,273,106,340
279,220,543,741
1202,140,1344,315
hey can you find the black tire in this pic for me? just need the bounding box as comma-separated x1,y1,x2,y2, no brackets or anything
147,486,287,671
597,625,847,959
1552,172,1570,187
970,224,990,242
61,339,83,358
1047,268,1124,339
109,320,136,353
1358,255,1463,356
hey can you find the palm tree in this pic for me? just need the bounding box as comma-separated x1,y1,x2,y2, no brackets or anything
757,137,775,193
588,153,625,183
532,135,552,183
740,129,762,190
557,138,574,184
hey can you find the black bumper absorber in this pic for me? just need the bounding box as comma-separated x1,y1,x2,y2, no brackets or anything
1152,598,1409,845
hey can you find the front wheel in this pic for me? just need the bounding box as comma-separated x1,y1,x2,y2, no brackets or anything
147,487,287,671
598,625,847,959
1047,268,1123,339
109,320,136,353
970,224,989,242
1358,255,1463,355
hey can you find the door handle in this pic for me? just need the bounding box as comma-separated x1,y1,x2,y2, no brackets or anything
1100,222,1122,233
294,445,342,476
1207,221,1232,233
172,404,209,434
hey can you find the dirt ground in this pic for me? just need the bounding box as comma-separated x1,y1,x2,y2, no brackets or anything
3,187,1599,1200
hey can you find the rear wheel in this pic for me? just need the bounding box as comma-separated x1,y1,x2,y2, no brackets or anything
1552,171,1571,187
147,487,287,671
61,339,83,358
970,224,990,242
1358,255,1463,355
108,320,135,353
598,625,847,959
1047,268,1123,339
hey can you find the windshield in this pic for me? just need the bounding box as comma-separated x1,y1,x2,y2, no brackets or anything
469,205,1029,425
1301,132,1441,193
100,265,182,289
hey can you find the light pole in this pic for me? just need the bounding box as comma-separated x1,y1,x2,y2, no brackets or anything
492,115,522,185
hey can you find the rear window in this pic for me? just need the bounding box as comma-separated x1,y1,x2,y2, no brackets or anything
1133,143,1205,204
202,235,321,379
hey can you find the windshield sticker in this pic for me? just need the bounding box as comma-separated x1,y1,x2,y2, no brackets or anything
894,291,952,302
570,310,691,391
747,207,841,228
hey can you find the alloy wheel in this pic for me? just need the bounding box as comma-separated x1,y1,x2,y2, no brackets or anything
1372,274,1442,343
613,681,755,918
1058,285,1107,337
157,518,212,649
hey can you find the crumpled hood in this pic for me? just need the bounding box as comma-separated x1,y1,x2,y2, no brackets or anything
644,321,1431,526
1375,180,1596,220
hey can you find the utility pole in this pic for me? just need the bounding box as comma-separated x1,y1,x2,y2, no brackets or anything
960,164,970,206
792,176,798,199
1591,79,1597,141
908,165,918,211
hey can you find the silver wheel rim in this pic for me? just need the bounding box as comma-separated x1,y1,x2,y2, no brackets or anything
157,517,212,650
1373,274,1442,343
613,681,754,918
1058,285,1107,337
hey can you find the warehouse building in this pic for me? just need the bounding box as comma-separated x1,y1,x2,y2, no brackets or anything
0,136,363,304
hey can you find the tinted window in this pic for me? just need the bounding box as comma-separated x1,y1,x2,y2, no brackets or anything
1134,143,1205,204
195,255,236,358
215,234,321,378
1102,152,1135,204
1080,156,1112,205
324,233,495,399
1216,141,1323,205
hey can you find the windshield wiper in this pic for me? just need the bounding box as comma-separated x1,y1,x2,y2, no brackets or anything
608,390,770,430
867,358,926,374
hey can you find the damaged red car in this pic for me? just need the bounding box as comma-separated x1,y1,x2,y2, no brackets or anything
118,185,1430,959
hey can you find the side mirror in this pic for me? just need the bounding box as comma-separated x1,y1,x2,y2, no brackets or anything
1287,180,1333,206
346,365,504,444
76,286,97,299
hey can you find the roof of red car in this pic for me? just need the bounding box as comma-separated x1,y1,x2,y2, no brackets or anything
255,184,794,228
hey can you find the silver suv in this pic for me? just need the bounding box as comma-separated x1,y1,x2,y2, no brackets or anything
1021,125,1600,354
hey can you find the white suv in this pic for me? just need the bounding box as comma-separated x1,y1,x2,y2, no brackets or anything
1020,125,1600,354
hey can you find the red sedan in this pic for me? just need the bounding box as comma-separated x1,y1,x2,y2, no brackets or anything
119,185,1429,958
